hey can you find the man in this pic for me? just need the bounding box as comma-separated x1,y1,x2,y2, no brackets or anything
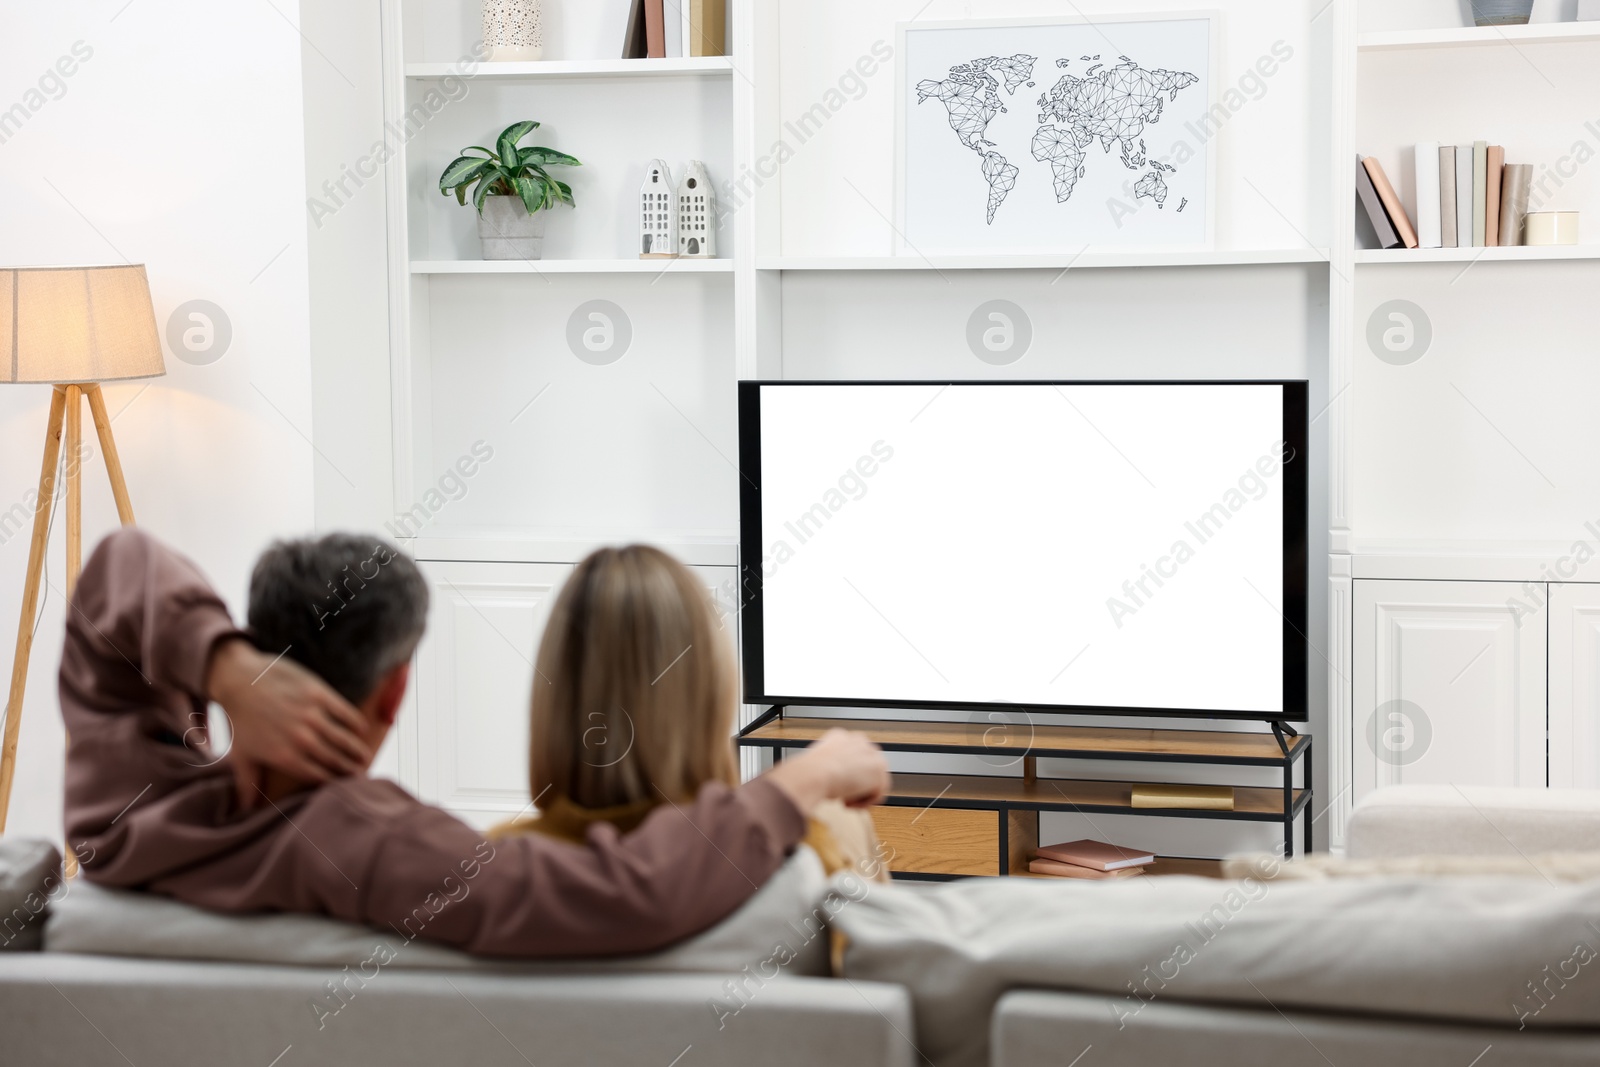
61,529,888,957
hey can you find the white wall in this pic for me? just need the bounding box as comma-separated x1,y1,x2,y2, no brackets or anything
0,1,316,843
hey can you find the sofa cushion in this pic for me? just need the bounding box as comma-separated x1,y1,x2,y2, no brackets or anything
1348,785,1600,859
832,873,1600,1067
0,953,917,1067
1222,850,1600,881
991,989,1600,1067
0,838,63,952
47,845,833,975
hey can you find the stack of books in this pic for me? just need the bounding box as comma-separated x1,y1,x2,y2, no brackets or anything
623,0,725,58
1028,838,1155,880
1357,144,1533,250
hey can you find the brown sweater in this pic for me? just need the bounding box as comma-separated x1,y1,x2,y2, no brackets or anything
60,529,805,958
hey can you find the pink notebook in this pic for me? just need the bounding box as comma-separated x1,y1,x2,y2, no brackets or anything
1029,858,1146,880
1036,839,1155,872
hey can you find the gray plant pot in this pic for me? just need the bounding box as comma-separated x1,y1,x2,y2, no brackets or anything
478,196,546,260
1465,0,1533,25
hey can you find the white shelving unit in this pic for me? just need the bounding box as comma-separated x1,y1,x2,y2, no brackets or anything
1354,245,1600,264
373,0,1342,844
405,56,734,78
1330,1,1600,837
1358,21,1600,51
410,258,735,273
758,250,1332,271
373,0,1600,844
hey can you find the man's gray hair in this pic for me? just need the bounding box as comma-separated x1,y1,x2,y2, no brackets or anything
248,534,429,703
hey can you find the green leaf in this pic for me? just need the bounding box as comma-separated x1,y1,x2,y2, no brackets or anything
439,155,495,193
497,120,540,167
519,146,581,168
473,174,497,213
512,174,545,215
554,179,574,205
454,185,468,206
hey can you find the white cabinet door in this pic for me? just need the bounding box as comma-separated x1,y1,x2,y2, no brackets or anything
1353,579,1546,802
411,561,572,827
1550,583,1600,788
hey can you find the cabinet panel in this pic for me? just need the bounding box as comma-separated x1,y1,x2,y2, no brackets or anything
1550,583,1600,788
1353,580,1545,803
413,561,572,823
871,805,998,877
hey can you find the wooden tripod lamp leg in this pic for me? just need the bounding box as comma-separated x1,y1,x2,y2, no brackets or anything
65,386,82,597
0,387,69,834
85,385,136,526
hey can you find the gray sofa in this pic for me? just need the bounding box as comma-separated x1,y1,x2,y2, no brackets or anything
5,786,1600,1067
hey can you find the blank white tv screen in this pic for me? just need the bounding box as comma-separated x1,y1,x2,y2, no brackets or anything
739,382,1307,720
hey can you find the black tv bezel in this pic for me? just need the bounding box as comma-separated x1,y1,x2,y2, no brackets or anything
737,379,1310,724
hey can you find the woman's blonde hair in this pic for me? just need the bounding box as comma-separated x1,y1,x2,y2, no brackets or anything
530,545,738,809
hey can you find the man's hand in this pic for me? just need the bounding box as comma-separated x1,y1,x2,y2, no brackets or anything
763,728,890,816
205,637,372,808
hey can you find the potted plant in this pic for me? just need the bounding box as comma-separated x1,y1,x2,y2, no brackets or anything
439,120,580,260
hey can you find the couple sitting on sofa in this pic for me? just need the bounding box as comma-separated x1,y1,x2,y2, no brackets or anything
62,528,890,958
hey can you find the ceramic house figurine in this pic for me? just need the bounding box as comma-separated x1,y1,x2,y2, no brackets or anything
639,160,678,258
677,161,715,257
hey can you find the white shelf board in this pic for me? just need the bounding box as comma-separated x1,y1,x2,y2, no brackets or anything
411,258,734,274
1354,245,1600,264
407,528,739,568
406,57,734,79
1358,22,1600,51
1351,538,1600,583
757,249,1331,271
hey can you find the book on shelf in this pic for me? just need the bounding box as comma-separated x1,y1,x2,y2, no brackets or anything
1036,839,1155,871
1130,784,1236,810
644,0,667,58
1415,142,1441,249
622,0,647,58
1455,144,1472,247
1438,145,1458,247
1485,145,1504,247
1500,163,1533,245
1355,156,1403,250
663,0,684,57
689,0,726,57
1362,157,1418,248
1029,858,1146,880
1471,140,1488,246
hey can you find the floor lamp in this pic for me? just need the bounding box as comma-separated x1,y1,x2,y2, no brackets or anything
0,265,165,833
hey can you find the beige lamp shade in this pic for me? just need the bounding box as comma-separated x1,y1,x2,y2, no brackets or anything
0,264,166,384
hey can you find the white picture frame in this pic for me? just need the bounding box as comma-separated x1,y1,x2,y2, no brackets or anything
894,11,1219,257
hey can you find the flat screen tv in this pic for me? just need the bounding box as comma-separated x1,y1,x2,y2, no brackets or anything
738,380,1308,722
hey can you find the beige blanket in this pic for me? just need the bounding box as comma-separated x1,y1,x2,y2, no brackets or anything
830,871,1600,1067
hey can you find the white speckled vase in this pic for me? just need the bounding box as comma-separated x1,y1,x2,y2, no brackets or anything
483,0,543,62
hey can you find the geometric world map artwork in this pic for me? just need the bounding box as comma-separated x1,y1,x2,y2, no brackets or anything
900,17,1212,253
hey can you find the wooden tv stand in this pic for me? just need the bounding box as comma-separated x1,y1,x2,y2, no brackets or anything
736,708,1312,880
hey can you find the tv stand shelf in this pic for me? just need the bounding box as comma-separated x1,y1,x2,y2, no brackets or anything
738,710,1313,879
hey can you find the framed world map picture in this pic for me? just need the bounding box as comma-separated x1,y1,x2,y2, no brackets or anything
896,12,1217,255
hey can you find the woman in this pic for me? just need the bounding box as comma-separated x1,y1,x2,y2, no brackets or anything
493,544,888,881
